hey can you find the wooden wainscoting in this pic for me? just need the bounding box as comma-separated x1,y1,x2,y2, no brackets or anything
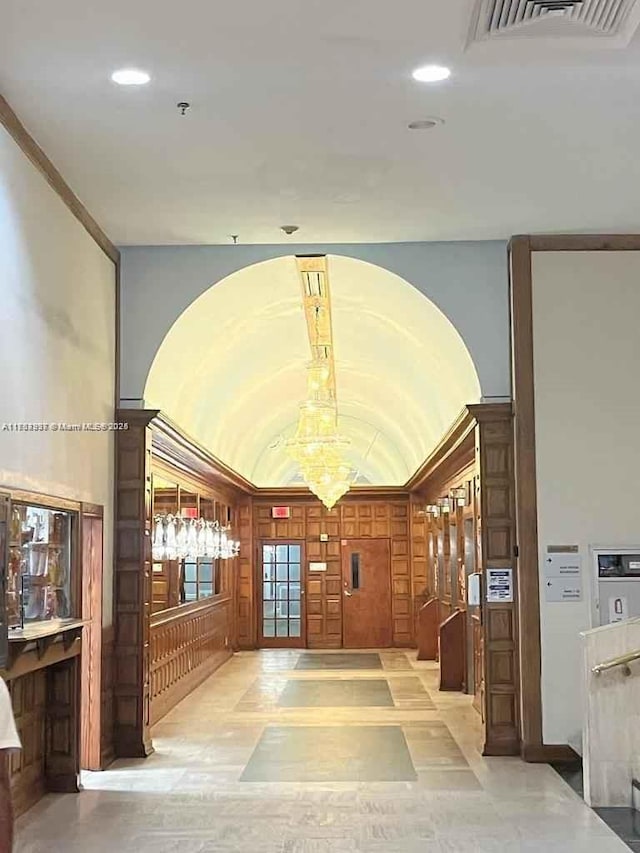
250,498,413,649
100,625,115,768
149,596,232,725
8,669,47,815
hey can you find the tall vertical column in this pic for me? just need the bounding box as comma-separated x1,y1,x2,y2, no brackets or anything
472,403,520,756
113,409,156,757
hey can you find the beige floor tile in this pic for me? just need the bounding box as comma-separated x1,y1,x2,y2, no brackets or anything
14,649,625,853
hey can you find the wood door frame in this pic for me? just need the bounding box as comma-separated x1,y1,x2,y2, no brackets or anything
508,233,640,762
80,503,103,771
340,537,392,649
256,539,307,648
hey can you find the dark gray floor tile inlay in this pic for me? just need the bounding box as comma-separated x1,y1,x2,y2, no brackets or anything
295,652,382,670
595,808,640,849
240,725,417,782
278,678,394,708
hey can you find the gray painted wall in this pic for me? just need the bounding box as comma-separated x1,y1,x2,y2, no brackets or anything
119,241,510,402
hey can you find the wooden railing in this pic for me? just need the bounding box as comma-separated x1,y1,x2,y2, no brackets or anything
149,595,232,724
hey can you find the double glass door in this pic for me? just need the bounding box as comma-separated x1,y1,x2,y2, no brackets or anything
260,542,304,646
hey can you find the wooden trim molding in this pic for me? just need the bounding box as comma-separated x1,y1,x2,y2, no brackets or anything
258,485,410,502
0,93,119,265
521,744,580,763
526,234,640,252
144,410,254,497
509,236,544,757
405,407,476,493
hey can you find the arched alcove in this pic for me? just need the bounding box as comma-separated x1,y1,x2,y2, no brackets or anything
144,254,481,486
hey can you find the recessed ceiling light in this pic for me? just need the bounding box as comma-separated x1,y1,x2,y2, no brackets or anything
111,68,151,86
408,118,444,130
412,64,451,83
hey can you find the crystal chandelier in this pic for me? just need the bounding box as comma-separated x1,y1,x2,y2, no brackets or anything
285,256,352,509
152,515,240,561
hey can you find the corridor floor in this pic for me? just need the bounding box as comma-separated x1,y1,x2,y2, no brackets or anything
16,650,629,852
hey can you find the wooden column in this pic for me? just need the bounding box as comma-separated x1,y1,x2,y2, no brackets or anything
472,403,520,756
113,410,156,757
237,497,255,649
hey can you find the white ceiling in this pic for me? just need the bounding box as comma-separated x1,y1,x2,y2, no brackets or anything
144,255,481,486
2,1,640,245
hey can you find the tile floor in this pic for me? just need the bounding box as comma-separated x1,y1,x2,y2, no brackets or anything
15,649,631,852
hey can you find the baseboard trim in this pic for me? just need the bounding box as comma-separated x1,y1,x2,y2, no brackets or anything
522,743,580,763
483,740,521,757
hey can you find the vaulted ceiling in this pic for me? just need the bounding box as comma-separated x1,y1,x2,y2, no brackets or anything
144,255,481,486
2,0,640,244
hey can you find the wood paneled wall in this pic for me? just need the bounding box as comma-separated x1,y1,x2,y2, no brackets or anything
412,403,519,756
237,498,255,649
113,410,245,757
474,405,519,756
243,498,413,648
149,597,232,725
8,670,46,815
6,640,82,816
114,412,154,758
100,625,115,767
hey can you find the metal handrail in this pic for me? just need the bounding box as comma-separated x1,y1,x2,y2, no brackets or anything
592,649,640,676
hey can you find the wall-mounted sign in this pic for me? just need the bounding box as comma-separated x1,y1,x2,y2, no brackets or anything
271,506,291,519
544,551,582,578
544,546,583,601
545,577,582,602
486,568,513,603
320,533,329,542
309,562,327,572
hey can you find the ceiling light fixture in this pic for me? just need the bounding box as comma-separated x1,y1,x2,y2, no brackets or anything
412,64,451,83
285,256,352,509
111,68,151,86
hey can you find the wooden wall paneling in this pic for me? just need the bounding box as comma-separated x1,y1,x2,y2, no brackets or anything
409,500,429,630
45,655,81,792
341,502,390,538
100,625,115,768
305,505,342,649
237,499,254,649
80,510,104,771
149,598,232,725
8,670,46,815
473,404,520,756
390,502,412,646
113,413,154,758
252,498,418,650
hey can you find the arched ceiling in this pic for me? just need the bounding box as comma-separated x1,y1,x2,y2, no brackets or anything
144,255,480,486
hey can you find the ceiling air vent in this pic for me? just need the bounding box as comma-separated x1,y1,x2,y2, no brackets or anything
469,0,640,43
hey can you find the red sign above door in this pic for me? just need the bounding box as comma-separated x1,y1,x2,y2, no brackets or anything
271,506,291,519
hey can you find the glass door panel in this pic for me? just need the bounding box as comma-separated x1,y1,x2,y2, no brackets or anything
261,542,304,645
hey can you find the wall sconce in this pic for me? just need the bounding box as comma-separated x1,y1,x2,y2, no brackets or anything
450,487,468,507
425,504,440,518
437,498,451,514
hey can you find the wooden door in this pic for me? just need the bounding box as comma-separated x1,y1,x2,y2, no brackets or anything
258,542,306,647
341,539,392,648
81,512,103,770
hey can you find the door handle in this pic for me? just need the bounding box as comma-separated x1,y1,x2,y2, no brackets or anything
344,589,353,597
